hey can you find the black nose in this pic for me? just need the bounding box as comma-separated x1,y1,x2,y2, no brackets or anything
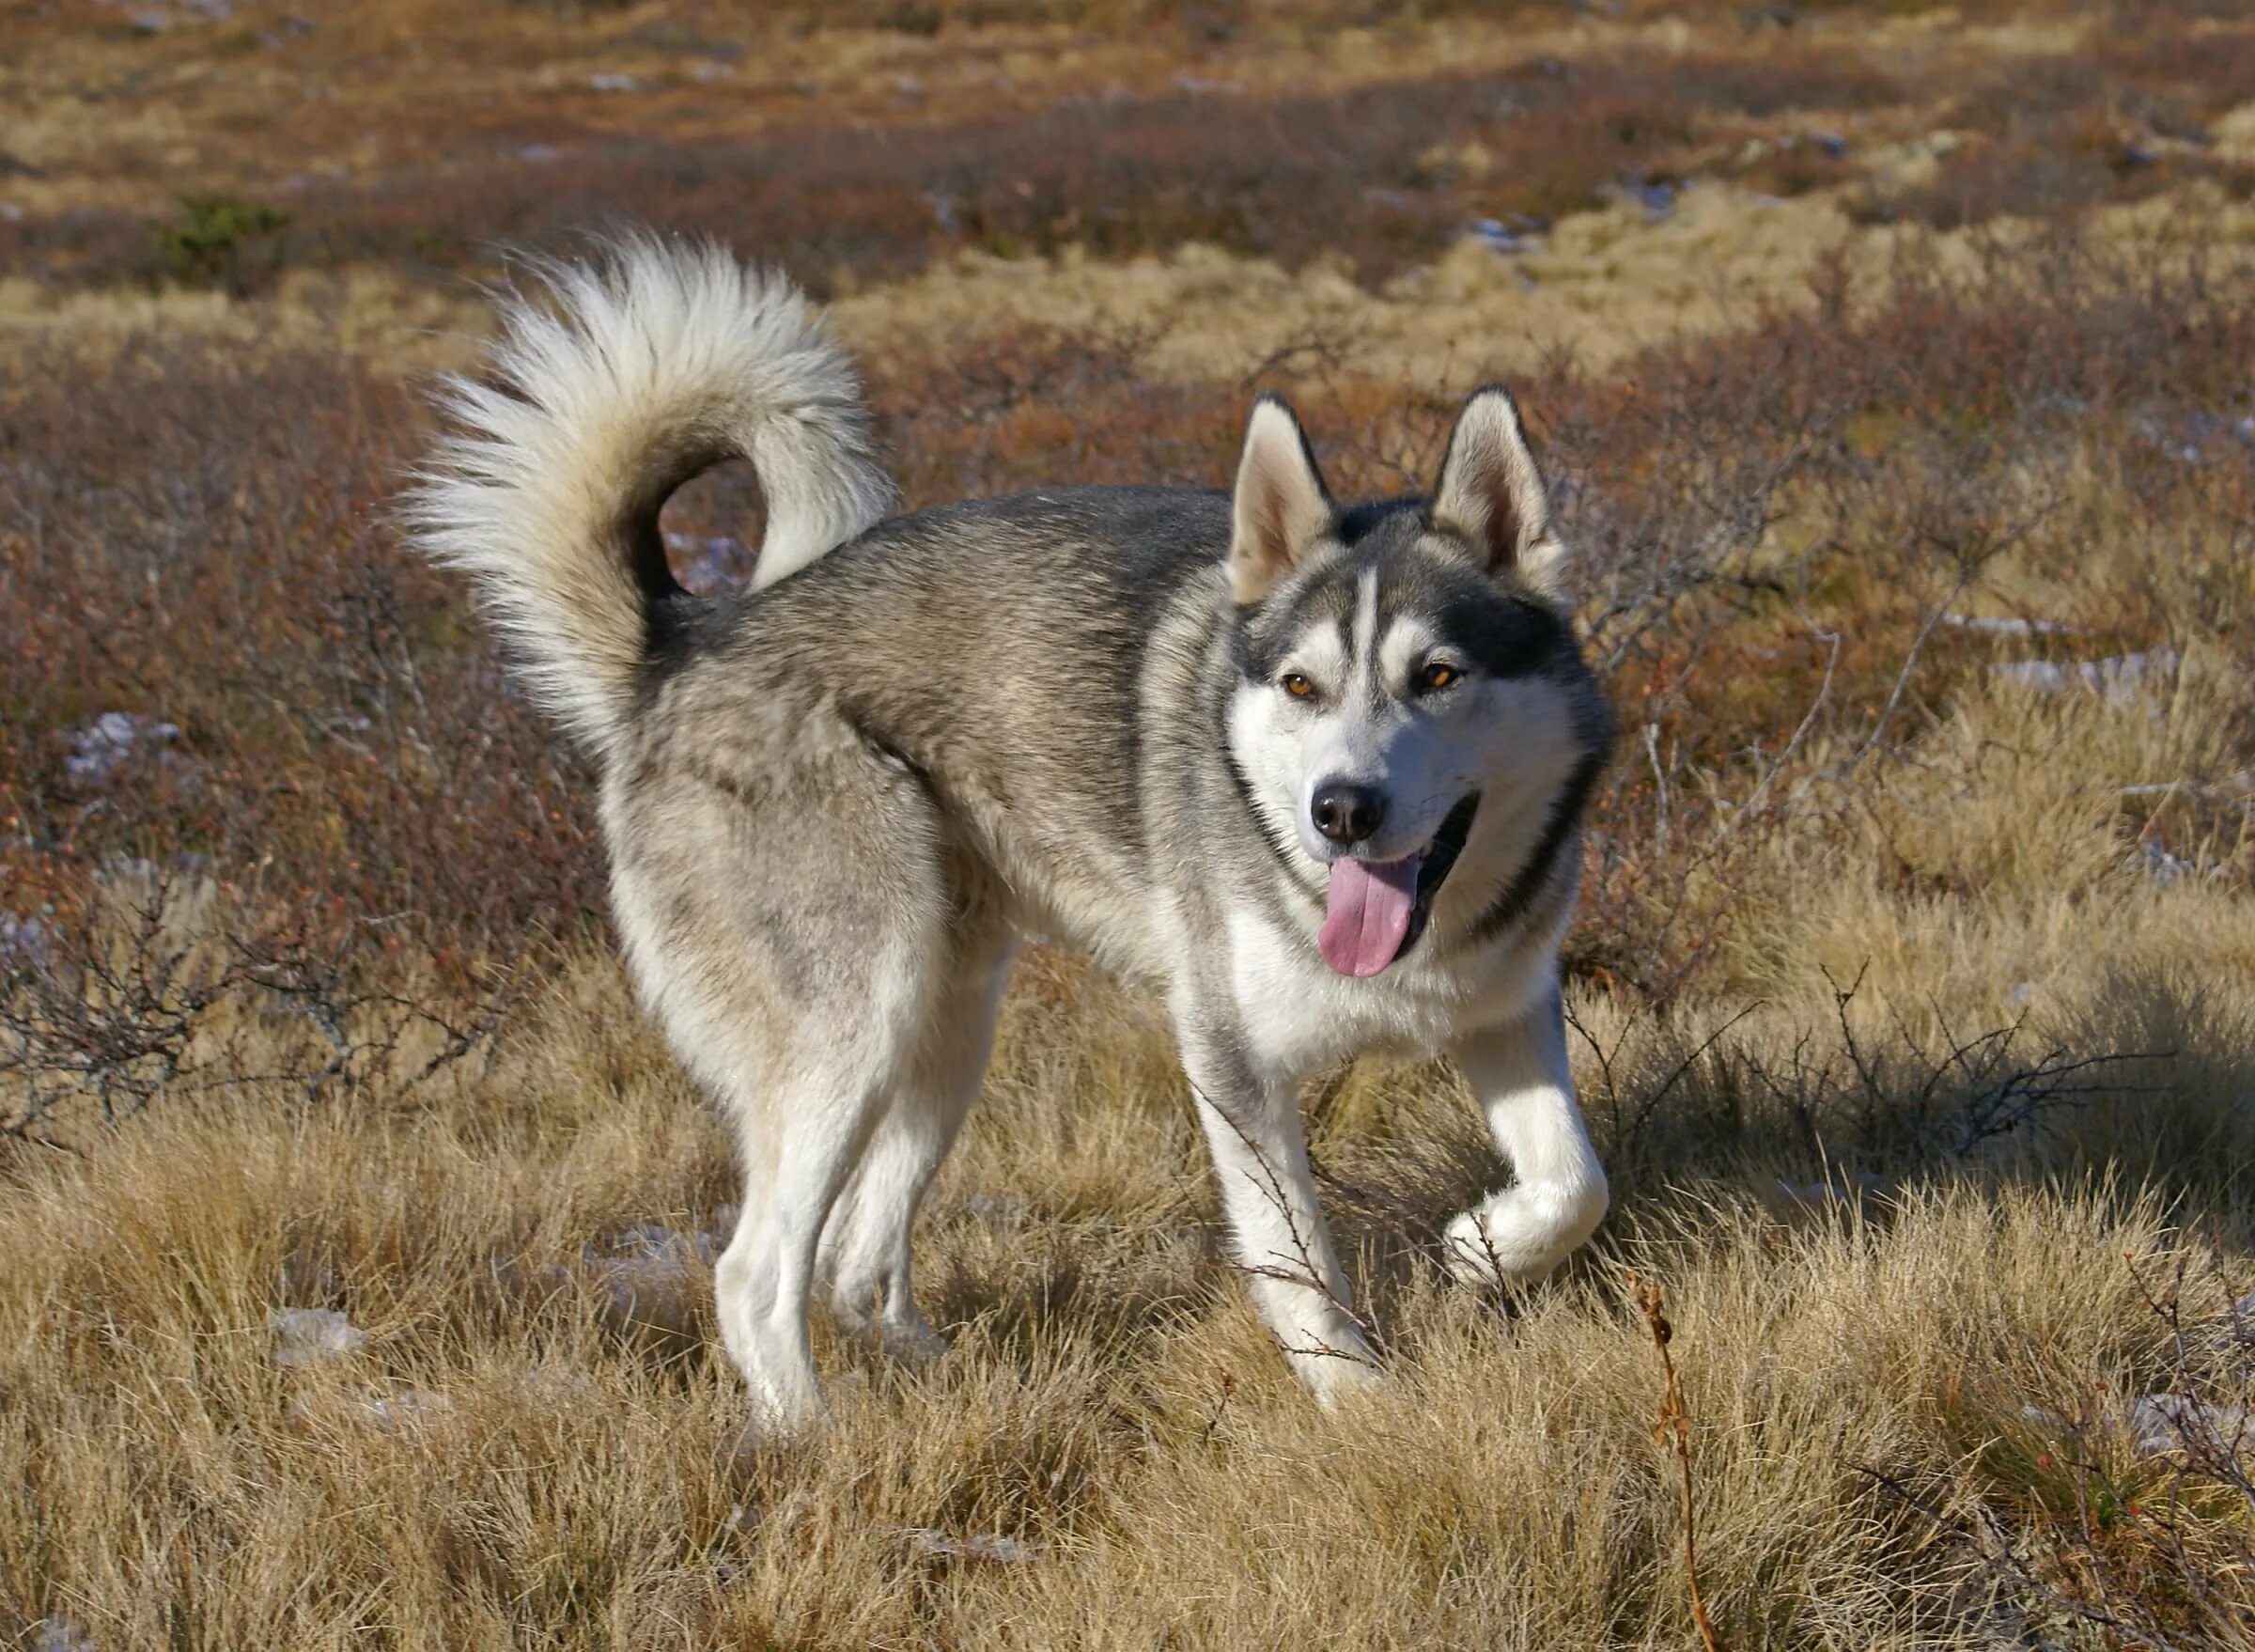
1312,783,1386,846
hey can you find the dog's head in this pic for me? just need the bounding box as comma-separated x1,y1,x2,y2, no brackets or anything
1222,387,1604,978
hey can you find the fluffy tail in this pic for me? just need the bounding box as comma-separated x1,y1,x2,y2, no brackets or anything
406,238,895,758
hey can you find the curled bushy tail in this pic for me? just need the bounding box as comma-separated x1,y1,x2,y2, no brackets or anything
406,238,895,758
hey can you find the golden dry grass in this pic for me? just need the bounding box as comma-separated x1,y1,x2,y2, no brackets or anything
5,941,2253,1645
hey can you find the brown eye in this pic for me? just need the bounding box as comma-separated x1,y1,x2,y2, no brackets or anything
1417,662,1460,694
1282,673,1315,699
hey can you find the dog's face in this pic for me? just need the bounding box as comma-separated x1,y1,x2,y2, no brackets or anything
1222,389,1598,978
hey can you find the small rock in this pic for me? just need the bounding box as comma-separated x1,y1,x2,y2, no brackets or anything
905,1527,1038,1563
2128,1393,2253,1457
269,1305,365,1366
1462,217,1535,255
569,1223,719,1333
63,711,182,790
362,1389,452,1435
0,913,48,966
1991,661,2073,694
1990,647,2179,708
518,144,563,164
2139,838,2200,888
614,1221,721,1266
2134,408,2255,465
288,1385,451,1435
963,1193,1027,1230
1773,1172,1885,1206
588,73,640,93
1939,612,2076,638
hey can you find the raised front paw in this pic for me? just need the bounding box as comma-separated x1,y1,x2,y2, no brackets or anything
1441,1177,1608,1291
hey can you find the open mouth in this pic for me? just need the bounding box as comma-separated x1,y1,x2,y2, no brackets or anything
1315,792,1480,978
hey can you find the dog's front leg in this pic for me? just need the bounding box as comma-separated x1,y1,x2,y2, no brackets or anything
1443,985,1610,1290
1177,1025,1383,1404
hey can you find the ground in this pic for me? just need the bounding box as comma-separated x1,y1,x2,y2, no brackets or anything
4,1,2255,1645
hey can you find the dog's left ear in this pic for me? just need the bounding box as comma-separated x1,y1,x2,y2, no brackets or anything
1229,394,1333,604
1431,386,1567,603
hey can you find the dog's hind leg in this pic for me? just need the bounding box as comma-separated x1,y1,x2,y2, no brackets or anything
708,1038,906,1432
817,927,1012,1364
606,735,948,1435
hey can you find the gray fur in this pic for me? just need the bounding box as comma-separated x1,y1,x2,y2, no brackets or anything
412,243,1617,1428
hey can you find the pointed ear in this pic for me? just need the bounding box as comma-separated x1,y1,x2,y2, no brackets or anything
1228,395,1333,604
1431,385,1567,602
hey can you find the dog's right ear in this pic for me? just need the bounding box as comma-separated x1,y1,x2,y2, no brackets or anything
1431,385,1567,603
1228,395,1333,604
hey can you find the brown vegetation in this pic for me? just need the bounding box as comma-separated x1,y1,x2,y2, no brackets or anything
8,1,2255,294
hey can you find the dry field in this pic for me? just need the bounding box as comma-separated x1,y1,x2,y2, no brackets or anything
6,1,2255,1645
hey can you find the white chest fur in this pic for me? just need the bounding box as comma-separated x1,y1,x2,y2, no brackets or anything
1220,900,1548,1078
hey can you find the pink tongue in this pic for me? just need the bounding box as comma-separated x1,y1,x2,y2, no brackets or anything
1318,854,1423,978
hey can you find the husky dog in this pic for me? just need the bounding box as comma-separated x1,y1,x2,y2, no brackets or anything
411,240,1614,1427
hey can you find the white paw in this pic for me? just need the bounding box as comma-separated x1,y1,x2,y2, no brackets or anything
739,1369,829,1442
1307,1351,1389,1410
1441,1178,1607,1291
1275,1316,1387,1408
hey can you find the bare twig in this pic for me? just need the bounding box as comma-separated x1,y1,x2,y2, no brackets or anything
1632,1275,1729,1652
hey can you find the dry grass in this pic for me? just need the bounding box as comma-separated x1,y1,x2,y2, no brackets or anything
8,0,2255,1644
5,952,2253,1645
